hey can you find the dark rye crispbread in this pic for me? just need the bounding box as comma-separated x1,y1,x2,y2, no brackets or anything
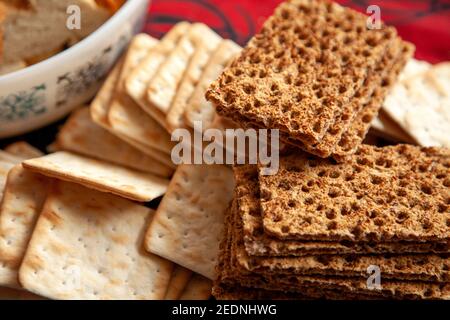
214,205,450,300
221,40,413,159
212,283,379,300
234,165,449,256
214,206,380,300
258,144,450,242
331,43,414,161
206,0,398,149
231,195,450,283
282,41,413,158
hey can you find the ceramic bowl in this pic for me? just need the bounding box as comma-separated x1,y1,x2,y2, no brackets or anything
0,0,149,138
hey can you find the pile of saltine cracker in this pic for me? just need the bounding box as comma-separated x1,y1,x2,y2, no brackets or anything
0,19,448,300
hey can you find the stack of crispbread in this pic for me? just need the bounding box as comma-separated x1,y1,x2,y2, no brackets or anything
213,144,450,299
206,0,414,161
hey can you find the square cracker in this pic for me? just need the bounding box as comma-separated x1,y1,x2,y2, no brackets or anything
116,34,158,93
164,265,193,300
0,161,15,198
19,181,174,300
107,33,175,155
22,151,169,202
144,164,234,280
4,142,43,159
126,22,191,128
0,150,25,164
56,108,174,178
383,62,450,148
108,97,175,155
146,24,219,115
90,58,175,168
184,40,242,130
179,274,212,300
90,56,124,130
0,165,50,288
165,27,222,131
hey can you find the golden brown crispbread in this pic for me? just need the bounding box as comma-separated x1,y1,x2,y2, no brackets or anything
291,39,405,157
218,40,413,159
218,204,450,300
234,165,449,257
258,145,450,242
331,43,415,161
231,196,449,282
206,0,397,147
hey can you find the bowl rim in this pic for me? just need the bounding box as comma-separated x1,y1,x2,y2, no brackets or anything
0,0,144,83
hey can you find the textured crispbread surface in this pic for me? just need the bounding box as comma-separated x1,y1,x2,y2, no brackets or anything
289,39,405,157
144,164,235,280
234,165,449,257
0,165,50,288
331,43,414,161
221,40,411,159
4,142,43,159
164,265,193,300
259,145,450,242
184,40,242,130
56,108,174,178
212,282,373,300
19,181,173,300
179,274,212,300
22,151,169,202
220,205,450,300
231,195,450,282
206,0,396,146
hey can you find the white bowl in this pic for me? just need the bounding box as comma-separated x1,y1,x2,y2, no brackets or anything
0,0,149,139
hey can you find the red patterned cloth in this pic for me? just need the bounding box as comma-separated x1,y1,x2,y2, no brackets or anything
145,0,450,63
